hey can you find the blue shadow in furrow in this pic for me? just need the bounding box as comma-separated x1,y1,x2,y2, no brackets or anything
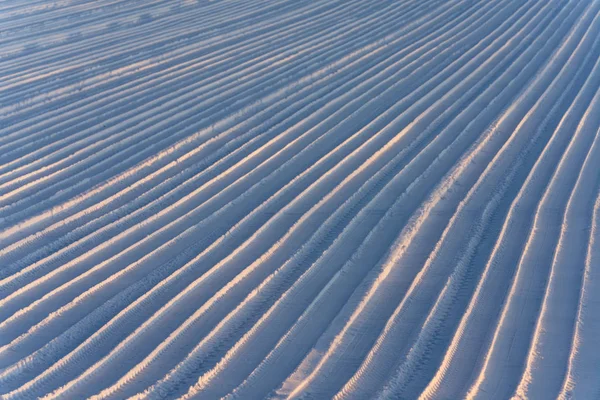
394,11,600,400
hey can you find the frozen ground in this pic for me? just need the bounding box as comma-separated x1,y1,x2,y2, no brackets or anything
1,0,600,398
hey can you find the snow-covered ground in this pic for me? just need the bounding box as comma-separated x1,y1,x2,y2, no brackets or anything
1,0,600,398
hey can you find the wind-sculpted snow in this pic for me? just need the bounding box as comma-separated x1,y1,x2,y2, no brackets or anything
1,0,600,398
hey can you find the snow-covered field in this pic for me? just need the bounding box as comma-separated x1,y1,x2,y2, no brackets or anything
1,0,600,398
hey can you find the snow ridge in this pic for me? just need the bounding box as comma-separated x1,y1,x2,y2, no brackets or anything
1,0,599,398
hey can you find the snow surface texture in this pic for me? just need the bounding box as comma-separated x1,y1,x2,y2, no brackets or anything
1,0,600,398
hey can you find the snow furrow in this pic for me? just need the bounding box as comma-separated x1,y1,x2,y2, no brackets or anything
1,0,598,398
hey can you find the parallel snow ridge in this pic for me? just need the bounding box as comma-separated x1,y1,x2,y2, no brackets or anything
1,0,599,399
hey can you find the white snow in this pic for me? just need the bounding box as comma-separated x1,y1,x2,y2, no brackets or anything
1,0,599,399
